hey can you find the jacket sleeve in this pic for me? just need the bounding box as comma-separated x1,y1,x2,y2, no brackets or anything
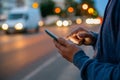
73,51,120,80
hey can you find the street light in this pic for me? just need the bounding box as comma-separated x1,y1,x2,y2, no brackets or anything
82,4,88,10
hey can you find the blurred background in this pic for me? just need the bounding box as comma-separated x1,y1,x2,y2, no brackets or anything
0,0,108,80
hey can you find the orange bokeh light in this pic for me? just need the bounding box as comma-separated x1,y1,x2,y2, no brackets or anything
32,2,39,9
55,7,61,14
68,7,74,13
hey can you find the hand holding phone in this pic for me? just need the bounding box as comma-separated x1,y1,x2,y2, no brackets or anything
45,29,58,41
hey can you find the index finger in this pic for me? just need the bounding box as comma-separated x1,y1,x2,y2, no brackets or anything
66,27,88,38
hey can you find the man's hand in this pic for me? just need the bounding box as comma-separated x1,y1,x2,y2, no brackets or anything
53,38,81,62
67,27,95,45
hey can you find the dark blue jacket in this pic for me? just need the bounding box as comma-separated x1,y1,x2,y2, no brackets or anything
73,0,120,80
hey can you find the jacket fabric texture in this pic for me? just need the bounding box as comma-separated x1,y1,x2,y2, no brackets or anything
73,0,120,80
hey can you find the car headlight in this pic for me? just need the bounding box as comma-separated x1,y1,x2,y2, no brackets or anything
2,24,8,30
63,20,69,27
56,20,63,27
15,23,23,30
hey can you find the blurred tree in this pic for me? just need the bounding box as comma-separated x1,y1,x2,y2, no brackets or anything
80,0,99,17
65,0,77,8
40,0,55,18
64,0,78,16
0,1,2,14
16,0,24,7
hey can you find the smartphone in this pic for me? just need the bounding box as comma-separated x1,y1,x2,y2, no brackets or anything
45,29,58,41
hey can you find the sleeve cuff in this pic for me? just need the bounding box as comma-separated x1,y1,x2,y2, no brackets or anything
73,50,89,69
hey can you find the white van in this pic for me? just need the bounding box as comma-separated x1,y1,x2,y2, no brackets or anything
2,7,41,34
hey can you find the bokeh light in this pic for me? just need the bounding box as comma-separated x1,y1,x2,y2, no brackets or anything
32,2,39,9
82,4,88,10
88,8,94,14
55,7,61,14
68,7,74,13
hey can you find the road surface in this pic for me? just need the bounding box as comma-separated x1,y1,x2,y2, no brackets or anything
0,24,100,80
